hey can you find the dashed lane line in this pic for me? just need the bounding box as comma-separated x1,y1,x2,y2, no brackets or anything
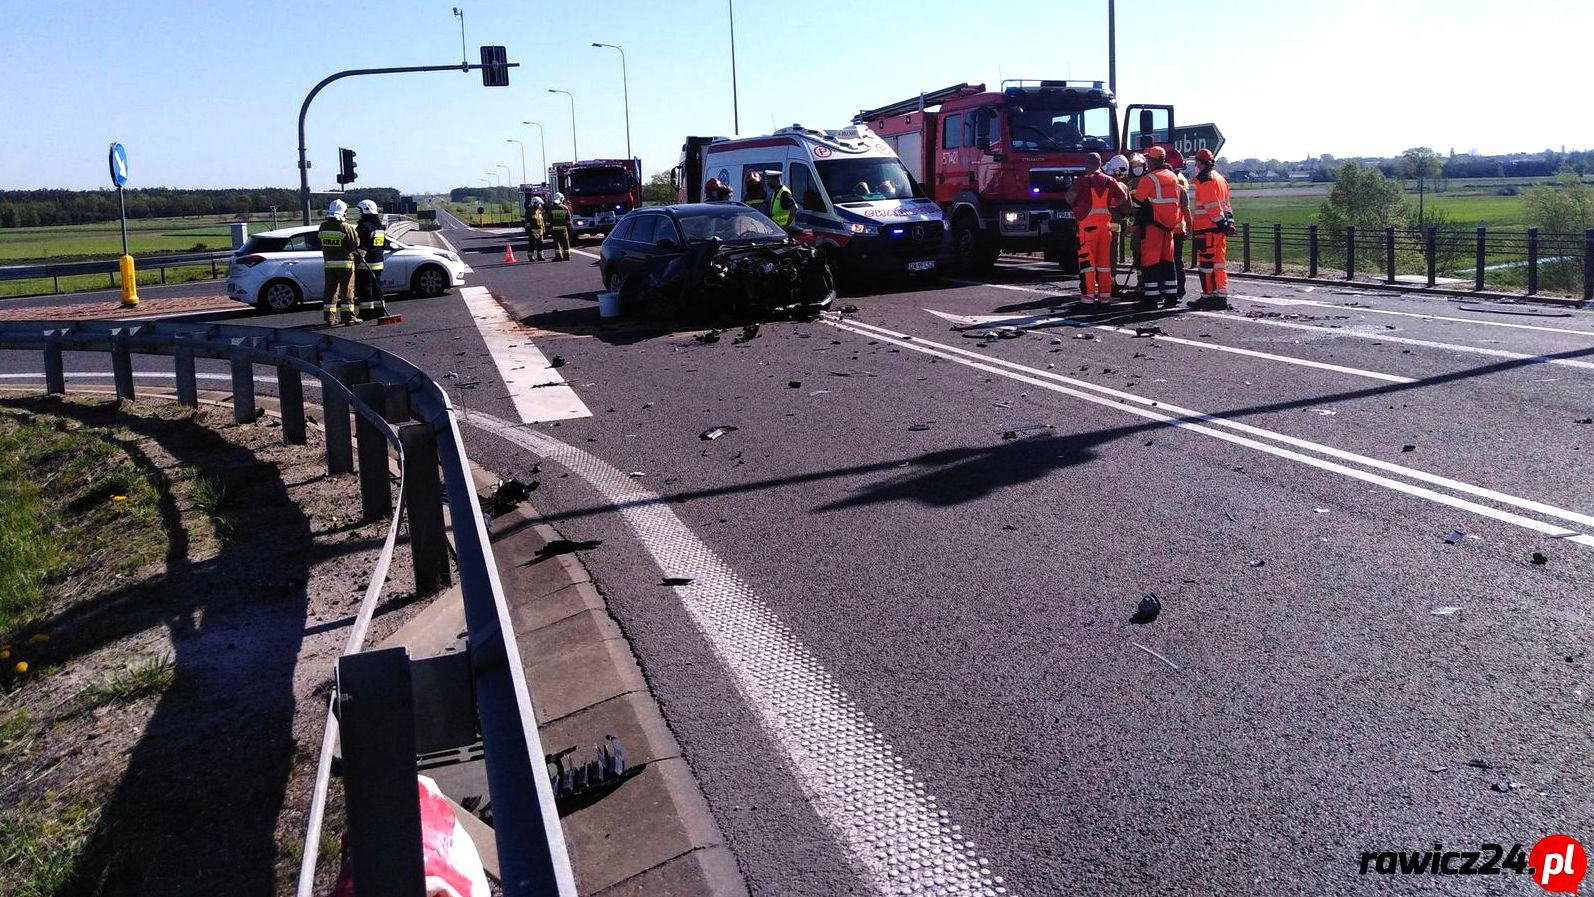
1236,293,1594,338
465,409,1015,897
921,309,1418,385
829,315,1594,547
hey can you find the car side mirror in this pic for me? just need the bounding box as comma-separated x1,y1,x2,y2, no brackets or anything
655,239,678,250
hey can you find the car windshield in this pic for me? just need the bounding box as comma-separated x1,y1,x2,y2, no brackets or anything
567,168,630,196
1004,102,1115,153
816,158,923,203
676,209,788,244
237,235,288,255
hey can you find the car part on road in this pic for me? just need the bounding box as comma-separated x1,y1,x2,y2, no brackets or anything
1129,594,1162,625
1000,421,1052,439
1431,606,1463,616
699,426,737,440
1248,559,1266,568
1444,529,1466,544
1532,551,1549,565
259,279,303,312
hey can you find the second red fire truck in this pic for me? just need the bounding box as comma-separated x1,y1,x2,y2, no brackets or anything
548,158,643,240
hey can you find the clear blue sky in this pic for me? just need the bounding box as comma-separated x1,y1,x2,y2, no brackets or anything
1,0,1589,193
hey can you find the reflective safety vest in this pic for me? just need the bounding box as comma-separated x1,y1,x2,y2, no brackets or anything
769,186,796,226
1070,170,1127,225
525,207,545,234
548,206,572,231
318,219,359,270
357,216,387,271
1132,168,1183,230
1192,169,1232,231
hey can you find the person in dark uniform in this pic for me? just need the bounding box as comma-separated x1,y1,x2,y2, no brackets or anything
354,200,388,320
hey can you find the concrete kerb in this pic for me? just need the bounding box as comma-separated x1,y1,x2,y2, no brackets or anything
17,383,744,895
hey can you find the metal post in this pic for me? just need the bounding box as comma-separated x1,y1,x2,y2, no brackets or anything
354,383,391,522
1107,0,1117,97
231,354,256,424
1273,223,1282,275
1241,221,1250,273
279,362,306,445
1426,226,1438,288
728,0,740,132
1527,227,1539,296
174,344,197,408
1308,225,1319,278
548,89,578,160
1475,227,1487,292
400,423,450,594
336,648,427,897
111,337,134,402
1584,229,1594,302
1345,226,1356,279
43,343,64,395
1385,225,1396,284
322,374,354,475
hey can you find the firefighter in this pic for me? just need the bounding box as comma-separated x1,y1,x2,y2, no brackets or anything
524,196,547,261
1170,152,1192,303
318,199,361,325
704,177,731,201
354,200,388,320
548,193,573,261
767,170,798,230
742,170,767,214
1188,148,1234,309
1062,152,1128,303
1130,146,1182,306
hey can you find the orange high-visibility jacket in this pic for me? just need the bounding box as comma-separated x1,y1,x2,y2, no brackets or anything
1192,169,1232,231
1132,168,1183,230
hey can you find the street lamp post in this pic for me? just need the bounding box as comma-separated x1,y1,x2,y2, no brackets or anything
591,43,632,165
728,0,740,132
485,172,499,188
1107,0,1117,96
521,121,548,186
507,138,526,186
548,89,577,160
451,7,467,71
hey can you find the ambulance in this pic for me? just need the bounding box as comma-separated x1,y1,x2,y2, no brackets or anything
676,125,944,277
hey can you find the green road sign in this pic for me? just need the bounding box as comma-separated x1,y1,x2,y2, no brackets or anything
1170,123,1225,157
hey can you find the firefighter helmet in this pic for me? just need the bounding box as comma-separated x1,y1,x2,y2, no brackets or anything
1193,148,1215,165
357,199,380,215
1103,154,1130,177
705,177,723,194
553,192,566,204
326,199,348,219
1144,145,1167,162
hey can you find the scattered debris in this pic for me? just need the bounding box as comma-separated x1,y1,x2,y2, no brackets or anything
536,538,604,558
1465,759,1494,770
1132,642,1182,672
1132,326,1162,338
1072,333,1097,341
734,324,760,343
486,477,538,515
1129,594,1162,625
549,355,566,368
546,735,635,806
1532,551,1549,565
1401,444,1416,452
1050,337,1064,345
1314,508,1331,513
1317,409,1338,416
809,389,830,396
907,423,931,431
695,330,722,344
661,577,694,587
1492,781,1525,793
1428,766,1451,773
700,426,738,441
1577,418,1594,425
1001,421,1053,440
1431,606,1463,616
1444,530,1465,545
788,381,802,388
838,304,860,313
1001,524,1018,531
627,471,646,478
1248,559,1266,568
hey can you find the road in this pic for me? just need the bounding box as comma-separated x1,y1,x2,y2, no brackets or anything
7,211,1589,895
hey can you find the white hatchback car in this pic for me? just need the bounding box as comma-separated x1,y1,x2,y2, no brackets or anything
226,225,467,312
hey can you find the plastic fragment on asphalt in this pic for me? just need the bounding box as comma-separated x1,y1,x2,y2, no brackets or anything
1001,422,1052,440
1444,530,1465,544
1466,759,1494,770
549,355,566,368
1314,507,1331,513
1576,418,1594,424
1492,781,1525,793
809,389,830,396
661,577,694,586
788,381,801,388
1532,551,1549,565
1248,559,1265,568
838,304,859,313
1402,444,1416,452
695,330,722,344
1428,766,1450,773
1132,642,1181,671
908,424,931,431
700,426,737,440
1431,606,1463,616
1129,593,1161,625
1132,326,1161,338
627,471,645,478
1072,333,1096,340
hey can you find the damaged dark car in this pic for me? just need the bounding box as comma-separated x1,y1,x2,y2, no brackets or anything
601,203,835,323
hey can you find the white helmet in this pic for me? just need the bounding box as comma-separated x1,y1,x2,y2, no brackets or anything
327,198,348,219
553,192,566,204
530,197,544,207
1103,154,1130,177
357,199,380,215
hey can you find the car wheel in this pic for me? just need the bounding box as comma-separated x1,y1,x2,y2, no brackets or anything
411,265,449,297
258,279,302,313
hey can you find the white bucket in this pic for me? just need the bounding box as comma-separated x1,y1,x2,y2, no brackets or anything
597,291,621,318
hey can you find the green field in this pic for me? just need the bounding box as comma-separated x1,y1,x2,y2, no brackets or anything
0,213,290,264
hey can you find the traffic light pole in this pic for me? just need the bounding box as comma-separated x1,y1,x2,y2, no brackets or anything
297,61,519,223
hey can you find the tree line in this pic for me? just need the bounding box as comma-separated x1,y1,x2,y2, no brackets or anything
1226,149,1594,182
0,187,405,228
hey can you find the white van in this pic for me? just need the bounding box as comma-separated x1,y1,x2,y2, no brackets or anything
680,125,944,276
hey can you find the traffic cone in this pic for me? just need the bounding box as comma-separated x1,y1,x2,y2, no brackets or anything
504,243,517,264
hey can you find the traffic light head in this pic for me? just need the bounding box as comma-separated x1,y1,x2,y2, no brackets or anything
337,148,358,185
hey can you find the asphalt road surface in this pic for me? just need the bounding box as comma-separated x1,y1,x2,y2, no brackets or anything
6,212,1589,896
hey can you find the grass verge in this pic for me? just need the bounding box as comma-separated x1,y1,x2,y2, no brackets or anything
0,798,101,897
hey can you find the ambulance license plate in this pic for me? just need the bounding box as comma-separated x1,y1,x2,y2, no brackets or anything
906,260,936,272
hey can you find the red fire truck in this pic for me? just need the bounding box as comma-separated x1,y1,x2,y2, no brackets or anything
856,80,1184,273
548,158,642,239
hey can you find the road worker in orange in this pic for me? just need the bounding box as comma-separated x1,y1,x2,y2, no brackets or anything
1130,145,1182,306
1188,147,1234,309
1064,152,1129,303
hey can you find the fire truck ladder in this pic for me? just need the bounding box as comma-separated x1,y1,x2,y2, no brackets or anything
852,83,986,124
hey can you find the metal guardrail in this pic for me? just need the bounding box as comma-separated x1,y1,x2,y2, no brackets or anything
0,319,576,897
0,250,235,293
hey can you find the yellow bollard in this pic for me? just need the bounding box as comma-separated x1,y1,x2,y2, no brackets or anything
119,254,140,307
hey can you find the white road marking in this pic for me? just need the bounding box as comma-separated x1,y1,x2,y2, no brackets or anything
1237,293,1594,337
1191,310,1594,372
570,247,602,260
465,410,1012,897
924,309,1417,385
830,315,1594,546
946,277,1070,296
459,285,591,423
433,229,474,274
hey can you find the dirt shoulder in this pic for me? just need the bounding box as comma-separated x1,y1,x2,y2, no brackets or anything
0,394,425,896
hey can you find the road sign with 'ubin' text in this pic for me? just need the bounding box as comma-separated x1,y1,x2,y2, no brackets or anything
1169,124,1225,157
108,143,129,187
